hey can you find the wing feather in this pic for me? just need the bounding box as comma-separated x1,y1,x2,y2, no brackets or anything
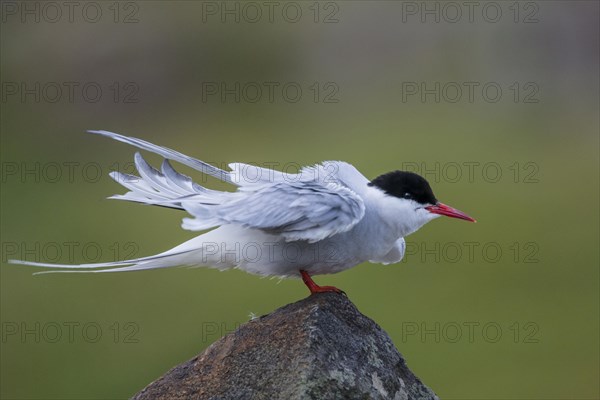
179,179,365,242
95,131,366,242
88,130,234,184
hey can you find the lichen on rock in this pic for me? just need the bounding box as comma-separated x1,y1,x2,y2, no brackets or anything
132,293,438,400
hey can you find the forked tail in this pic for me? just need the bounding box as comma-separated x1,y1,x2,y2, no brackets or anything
9,130,239,274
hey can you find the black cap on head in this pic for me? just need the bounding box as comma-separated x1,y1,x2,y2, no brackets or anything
368,171,437,205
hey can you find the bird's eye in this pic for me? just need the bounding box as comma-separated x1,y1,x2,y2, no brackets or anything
403,192,412,199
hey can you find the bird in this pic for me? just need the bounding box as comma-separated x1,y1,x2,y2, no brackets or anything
10,130,475,294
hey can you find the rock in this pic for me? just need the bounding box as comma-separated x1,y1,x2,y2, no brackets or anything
132,292,438,400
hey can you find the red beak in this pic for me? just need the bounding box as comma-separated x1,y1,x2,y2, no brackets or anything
425,202,476,222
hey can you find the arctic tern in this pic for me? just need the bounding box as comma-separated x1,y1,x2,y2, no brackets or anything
11,130,475,294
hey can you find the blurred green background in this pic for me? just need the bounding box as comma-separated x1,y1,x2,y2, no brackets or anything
1,2,598,399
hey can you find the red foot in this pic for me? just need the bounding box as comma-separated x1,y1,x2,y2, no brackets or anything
300,270,345,295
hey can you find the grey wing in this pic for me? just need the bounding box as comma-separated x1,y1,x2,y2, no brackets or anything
228,162,296,184
110,156,365,241
179,180,366,243
95,132,365,241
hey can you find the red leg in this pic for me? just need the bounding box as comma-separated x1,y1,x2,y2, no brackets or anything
300,270,345,294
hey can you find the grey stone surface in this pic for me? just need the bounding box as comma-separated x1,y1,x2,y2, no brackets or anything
132,292,439,400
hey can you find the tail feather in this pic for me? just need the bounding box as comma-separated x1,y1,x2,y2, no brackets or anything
9,132,245,274
9,249,191,270
9,234,234,274
30,252,199,275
